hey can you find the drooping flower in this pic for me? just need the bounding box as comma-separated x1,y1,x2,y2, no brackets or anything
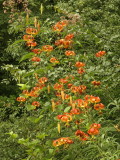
38,77,48,84
50,57,59,63
65,50,75,56
53,137,73,147
52,20,68,32
28,90,39,97
90,123,101,129
54,83,63,90
70,108,81,115
35,83,45,89
59,78,68,84
87,128,99,135
75,99,88,108
64,94,70,99
94,103,105,110
31,49,42,54
53,24,64,32
26,28,38,35
55,39,64,47
77,68,85,74
26,41,37,47
32,101,40,107
42,45,53,52
60,115,72,123
75,130,89,141
31,57,41,62
63,40,73,48
55,39,73,49
16,97,26,102
57,115,63,120
75,62,85,67
65,34,74,40
23,35,34,41
22,90,29,96
67,83,73,88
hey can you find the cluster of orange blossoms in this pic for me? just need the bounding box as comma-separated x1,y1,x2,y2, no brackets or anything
53,123,101,146
71,85,86,94
57,109,81,123
52,74,105,111
75,123,101,141
75,61,85,74
52,20,68,32
55,33,74,49
23,28,38,47
23,21,54,63
17,19,107,148
23,26,40,62
53,137,74,147
30,45,53,62
55,39,73,49
87,123,101,135
95,51,106,57
16,76,48,106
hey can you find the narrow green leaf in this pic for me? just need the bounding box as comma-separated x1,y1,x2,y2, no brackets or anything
19,52,34,63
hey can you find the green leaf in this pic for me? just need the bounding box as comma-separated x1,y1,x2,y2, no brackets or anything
27,115,43,123
19,52,34,63
49,149,54,154
44,102,51,107
17,83,30,90
64,106,71,113
26,105,36,111
36,133,48,140
23,71,34,78
8,131,18,138
18,138,29,145
76,41,83,47
13,39,24,45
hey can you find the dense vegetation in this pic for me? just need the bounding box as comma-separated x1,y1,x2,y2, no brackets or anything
0,0,120,160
